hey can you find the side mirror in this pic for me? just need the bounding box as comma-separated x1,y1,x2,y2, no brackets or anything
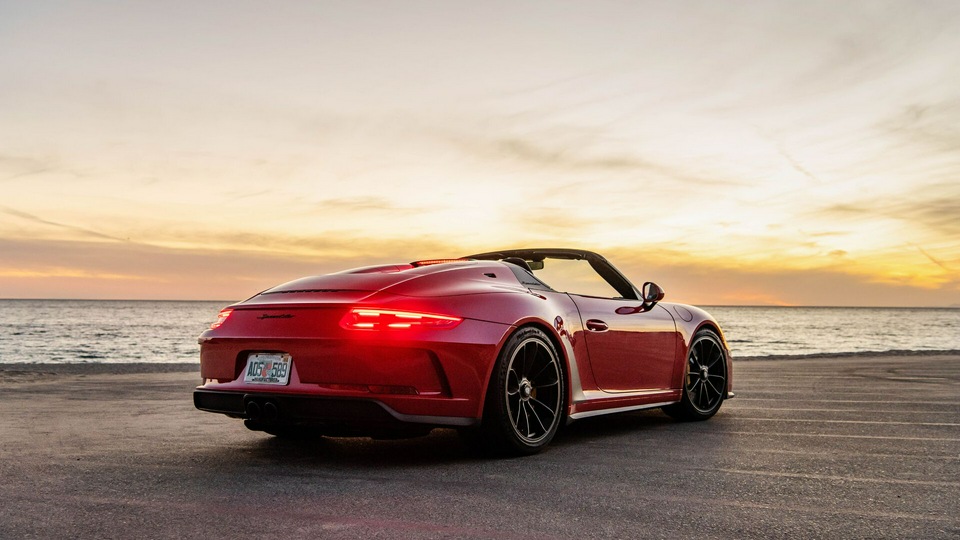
614,283,666,315
642,282,665,304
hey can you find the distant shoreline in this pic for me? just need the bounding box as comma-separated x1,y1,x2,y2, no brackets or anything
0,362,201,374
734,349,960,361
2,349,958,374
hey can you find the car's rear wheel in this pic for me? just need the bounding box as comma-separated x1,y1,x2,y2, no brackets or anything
473,326,565,456
663,329,727,421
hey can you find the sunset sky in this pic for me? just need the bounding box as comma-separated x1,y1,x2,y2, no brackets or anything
1,1,958,306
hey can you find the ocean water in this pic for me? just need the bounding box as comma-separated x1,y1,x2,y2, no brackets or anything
0,300,957,364
0,300,224,364
706,306,960,357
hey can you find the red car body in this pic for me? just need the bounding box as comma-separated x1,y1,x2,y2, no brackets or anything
194,249,733,453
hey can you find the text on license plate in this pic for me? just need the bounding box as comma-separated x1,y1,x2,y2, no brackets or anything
243,353,292,385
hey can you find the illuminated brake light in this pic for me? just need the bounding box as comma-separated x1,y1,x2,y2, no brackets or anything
210,309,233,329
340,308,462,331
410,258,466,267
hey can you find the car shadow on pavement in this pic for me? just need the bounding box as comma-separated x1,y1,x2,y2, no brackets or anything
241,428,477,467
212,408,683,468
553,409,678,446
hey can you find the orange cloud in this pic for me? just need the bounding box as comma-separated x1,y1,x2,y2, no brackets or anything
1,237,958,306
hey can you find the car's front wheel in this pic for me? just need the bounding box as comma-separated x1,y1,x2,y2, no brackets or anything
473,326,565,456
663,328,727,421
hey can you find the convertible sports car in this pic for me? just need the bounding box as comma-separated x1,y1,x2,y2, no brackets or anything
194,248,733,455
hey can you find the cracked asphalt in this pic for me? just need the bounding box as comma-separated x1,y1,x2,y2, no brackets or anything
1,354,958,539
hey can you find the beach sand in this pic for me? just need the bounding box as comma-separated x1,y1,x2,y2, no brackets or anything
1,354,958,539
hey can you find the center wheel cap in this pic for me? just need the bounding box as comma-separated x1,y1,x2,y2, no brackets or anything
520,380,533,399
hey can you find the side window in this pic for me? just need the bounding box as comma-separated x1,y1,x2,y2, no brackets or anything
531,259,622,299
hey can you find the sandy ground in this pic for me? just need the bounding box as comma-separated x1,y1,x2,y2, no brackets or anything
1,354,958,539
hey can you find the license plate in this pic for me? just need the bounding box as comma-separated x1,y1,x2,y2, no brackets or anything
243,353,292,385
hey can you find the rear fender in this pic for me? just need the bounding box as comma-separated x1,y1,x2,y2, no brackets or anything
474,312,585,422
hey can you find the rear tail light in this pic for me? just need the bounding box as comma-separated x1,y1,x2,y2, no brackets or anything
210,309,233,329
340,308,462,331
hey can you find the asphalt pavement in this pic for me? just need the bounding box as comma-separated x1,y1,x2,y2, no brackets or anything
1,354,958,539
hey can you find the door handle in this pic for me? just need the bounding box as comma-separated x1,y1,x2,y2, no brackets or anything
585,319,608,332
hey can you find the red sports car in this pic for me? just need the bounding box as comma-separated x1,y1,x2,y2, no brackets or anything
194,248,733,455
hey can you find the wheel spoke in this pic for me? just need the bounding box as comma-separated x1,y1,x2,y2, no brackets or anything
702,378,714,399
507,369,520,395
707,377,723,396
526,401,548,435
526,345,541,376
522,402,533,437
530,356,553,382
513,397,522,427
524,341,537,375
530,396,557,420
707,343,722,368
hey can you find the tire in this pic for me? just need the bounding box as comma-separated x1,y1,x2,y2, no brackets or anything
663,329,727,421
474,326,565,456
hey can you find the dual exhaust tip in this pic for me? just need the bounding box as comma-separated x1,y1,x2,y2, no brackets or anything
245,399,279,422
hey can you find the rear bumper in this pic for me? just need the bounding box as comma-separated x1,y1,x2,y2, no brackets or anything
194,389,478,431
197,317,512,420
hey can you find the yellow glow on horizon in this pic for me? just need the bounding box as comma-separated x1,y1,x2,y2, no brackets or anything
0,268,148,281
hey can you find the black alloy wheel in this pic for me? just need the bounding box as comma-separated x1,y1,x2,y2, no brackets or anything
470,326,565,456
663,329,727,421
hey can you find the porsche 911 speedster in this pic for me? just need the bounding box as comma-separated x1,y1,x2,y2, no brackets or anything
194,248,733,455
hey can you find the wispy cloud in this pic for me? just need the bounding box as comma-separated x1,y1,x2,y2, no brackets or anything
819,191,960,237
0,154,85,182
0,206,128,242
773,140,823,183
313,196,426,214
441,128,744,188
915,245,953,272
